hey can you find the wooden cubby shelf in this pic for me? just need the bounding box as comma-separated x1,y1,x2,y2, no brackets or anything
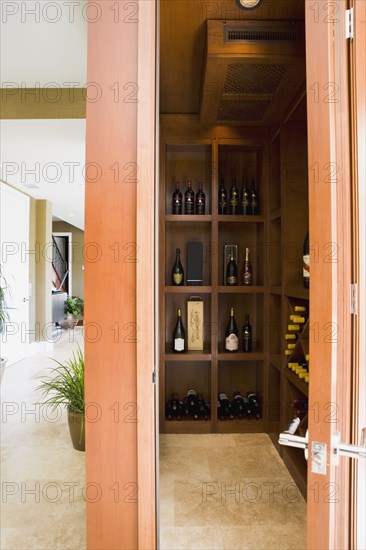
269,354,282,371
165,214,212,222
164,351,212,361
218,286,265,294
217,352,264,361
217,215,265,223
164,286,212,294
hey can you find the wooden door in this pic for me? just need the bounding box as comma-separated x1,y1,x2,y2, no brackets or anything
305,1,365,548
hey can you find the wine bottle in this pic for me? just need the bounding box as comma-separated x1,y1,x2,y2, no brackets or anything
218,177,227,215
232,391,245,419
218,393,233,420
166,393,182,420
243,314,252,352
246,391,261,419
229,177,239,215
226,251,238,286
225,307,239,352
171,248,184,286
184,180,195,215
172,181,182,215
173,308,185,352
284,416,301,435
195,182,206,215
186,389,198,417
303,232,309,289
241,178,250,216
241,247,252,286
250,179,259,215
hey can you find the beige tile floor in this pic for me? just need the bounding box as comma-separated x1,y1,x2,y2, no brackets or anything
1,330,307,550
1,328,86,550
159,434,307,550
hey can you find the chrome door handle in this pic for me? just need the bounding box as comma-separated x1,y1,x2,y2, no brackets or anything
279,429,309,460
333,428,366,463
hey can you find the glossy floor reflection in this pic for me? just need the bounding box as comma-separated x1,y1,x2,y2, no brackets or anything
159,433,307,550
1,329,86,550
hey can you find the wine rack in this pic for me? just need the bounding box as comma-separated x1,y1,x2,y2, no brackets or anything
160,138,266,435
159,96,309,495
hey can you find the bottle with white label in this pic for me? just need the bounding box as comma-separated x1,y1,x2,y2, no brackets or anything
225,307,239,352
173,308,185,352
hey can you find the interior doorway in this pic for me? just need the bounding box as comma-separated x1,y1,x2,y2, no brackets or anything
155,1,358,549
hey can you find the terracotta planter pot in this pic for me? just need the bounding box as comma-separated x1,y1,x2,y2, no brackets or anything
68,410,85,451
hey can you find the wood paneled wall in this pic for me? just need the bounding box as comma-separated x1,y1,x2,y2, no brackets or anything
84,2,138,548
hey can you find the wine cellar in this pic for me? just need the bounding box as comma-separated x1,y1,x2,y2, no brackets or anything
159,13,310,497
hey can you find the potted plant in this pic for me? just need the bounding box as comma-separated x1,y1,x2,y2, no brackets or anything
36,346,85,451
0,267,10,381
64,296,84,329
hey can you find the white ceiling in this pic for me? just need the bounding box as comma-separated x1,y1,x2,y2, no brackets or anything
0,0,88,230
1,119,86,230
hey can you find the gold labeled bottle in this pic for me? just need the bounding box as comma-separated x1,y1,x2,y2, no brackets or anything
172,181,182,214
226,252,238,286
225,307,239,352
171,248,184,286
241,247,252,286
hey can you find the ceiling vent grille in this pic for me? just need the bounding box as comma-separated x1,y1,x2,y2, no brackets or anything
200,20,305,125
217,99,270,122
224,27,299,43
223,64,288,95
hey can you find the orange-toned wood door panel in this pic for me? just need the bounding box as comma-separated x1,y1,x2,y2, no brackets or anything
305,1,353,548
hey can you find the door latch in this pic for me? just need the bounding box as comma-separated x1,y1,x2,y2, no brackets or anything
279,430,309,460
332,428,366,464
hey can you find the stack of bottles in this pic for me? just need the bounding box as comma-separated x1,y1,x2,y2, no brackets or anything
287,359,309,383
172,181,206,215
218,176,259,216
217,391,261,421
284,305,307,357
166,390,210,420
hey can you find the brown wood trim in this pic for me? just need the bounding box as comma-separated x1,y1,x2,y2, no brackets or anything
136,0,156,548
0,88,86,119
84,2,138,548
306,1,353,548
350,1,366,547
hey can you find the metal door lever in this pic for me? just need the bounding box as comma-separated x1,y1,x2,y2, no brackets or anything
333,428,366,464
279,430,308,460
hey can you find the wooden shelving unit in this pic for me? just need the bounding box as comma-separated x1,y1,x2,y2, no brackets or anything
159,96,310,497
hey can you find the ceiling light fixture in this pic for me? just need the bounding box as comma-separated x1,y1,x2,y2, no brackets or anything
236,0,263,10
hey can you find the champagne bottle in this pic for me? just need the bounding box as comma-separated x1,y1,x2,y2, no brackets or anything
218,177,227,215
172,181,182,215
241,247,252,286
184,180,195,215
226,251,238,286
229,177,239,215
243,314,252,352
173,308,185,352
225,307,239,352
250,179,259,215
195,182,206,215
218,393,233,420
246,391,261,419
171,248,184,286
303,232,309,289
241,178,250,216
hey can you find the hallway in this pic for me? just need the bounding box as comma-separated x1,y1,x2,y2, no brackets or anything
1,329,86,550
